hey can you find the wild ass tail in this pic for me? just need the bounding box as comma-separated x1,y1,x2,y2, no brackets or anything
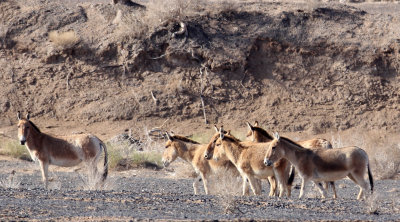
367,162,374,193
288,165,295,186
100,142,108,182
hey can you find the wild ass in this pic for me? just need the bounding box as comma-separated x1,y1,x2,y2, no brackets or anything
17,112,108,189
246,121,337,198
264,133,374,200
204,127,283,196
162,132,244,195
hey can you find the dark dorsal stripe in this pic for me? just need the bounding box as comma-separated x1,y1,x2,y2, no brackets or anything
28,121,41,133
252,127,274,140
172,135,200,144
222,134,246,148
281,137,304,149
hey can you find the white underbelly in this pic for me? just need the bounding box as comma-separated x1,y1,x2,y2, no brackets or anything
49,157,82,167
312,170,349,182
253,168,274,179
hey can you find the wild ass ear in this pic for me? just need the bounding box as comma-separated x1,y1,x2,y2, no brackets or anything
214,124,219,133
273,132,280,141
254,121,259,127
226,130,231,136
17,111,21,120
170,131,175,136
165,132,173,141
246,122,253,130
219,126,225,139
26,112,30,120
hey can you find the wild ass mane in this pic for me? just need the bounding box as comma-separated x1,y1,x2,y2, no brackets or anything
280,137,311,153
171,135,200,144
222,134,247,149
252,127,274,140
28,121,41,133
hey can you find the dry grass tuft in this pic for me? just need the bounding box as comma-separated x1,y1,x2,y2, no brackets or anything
365,191,383,215
218,194,243,215
48,30,80,48
0,170,21,189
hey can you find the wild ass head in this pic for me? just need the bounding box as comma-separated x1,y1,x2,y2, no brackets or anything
264,132,284,166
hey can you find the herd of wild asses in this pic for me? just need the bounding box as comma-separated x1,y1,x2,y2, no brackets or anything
16,111,373,200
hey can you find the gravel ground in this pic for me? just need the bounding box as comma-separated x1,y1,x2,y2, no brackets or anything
0,157,399,221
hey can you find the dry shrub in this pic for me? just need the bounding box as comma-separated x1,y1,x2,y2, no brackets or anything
106,128,164,171
0,170,21,189
116,0,242,40
145,0,203,24
48,30,80,49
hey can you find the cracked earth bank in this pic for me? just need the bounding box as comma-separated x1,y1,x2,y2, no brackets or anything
0,156,400,221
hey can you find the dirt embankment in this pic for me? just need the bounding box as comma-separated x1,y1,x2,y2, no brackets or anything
0,0,400,138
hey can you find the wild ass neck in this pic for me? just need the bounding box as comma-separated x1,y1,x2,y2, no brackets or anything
221,139,243,166
25,126,44,151
279,138,310,168
177,141,202,162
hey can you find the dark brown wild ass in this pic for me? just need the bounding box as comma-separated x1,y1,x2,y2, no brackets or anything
17,112,108,189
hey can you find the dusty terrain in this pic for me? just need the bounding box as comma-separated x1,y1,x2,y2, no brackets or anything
1,155,400,221
1,0,400,221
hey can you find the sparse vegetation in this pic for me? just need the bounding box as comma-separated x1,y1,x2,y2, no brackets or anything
0,139,30,161
0,170,21,189
48,30,80,49
106,140,163,171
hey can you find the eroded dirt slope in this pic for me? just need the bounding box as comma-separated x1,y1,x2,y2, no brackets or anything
0,0,400,138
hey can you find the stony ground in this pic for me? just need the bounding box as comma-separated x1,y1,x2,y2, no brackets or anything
0,156,399,221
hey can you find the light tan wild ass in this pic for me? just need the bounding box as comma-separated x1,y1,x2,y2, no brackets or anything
17,112,108,189
246,121,337,198
162,132,243,195
204,127,282,196
264,133,374,200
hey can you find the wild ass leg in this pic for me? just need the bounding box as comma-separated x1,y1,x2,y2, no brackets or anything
313,181,327,198
267,176,277,197
351,173,369,200
242,176,249,196
275,171,289,197
273,160,290,197
330,182,337,199
299,177,310,199
39,160,49,189
192,175,201,195
254,179,262,195
247,175,261,195
200,173,209,195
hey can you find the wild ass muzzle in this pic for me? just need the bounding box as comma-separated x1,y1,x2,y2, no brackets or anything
17,111,108,189
264,132,373,200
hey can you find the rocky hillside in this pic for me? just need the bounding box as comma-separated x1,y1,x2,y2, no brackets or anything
1,0,400,138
